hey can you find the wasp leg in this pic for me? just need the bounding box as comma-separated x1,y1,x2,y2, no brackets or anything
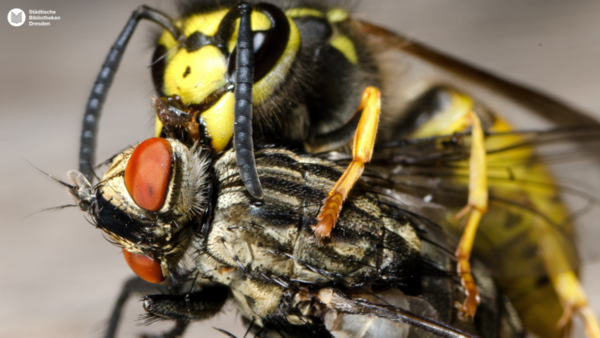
104,276,171,338
452,110,487,319
313,86,381,239
581,305,600,338
537,225,600,337
402,89,487,318
552,272,600,337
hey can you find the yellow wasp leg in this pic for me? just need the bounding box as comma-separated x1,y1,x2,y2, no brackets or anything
408,91,486,318
538,226,600,337
313,86,381,239
554,272,600,337
451,111,487,319
581,306,600,338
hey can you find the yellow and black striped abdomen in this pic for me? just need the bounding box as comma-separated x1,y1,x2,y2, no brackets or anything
381,86,575,338
466,117,574,338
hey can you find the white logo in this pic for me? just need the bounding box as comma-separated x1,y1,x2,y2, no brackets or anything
8,8,25,27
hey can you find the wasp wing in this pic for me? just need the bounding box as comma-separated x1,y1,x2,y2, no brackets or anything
347,126,600,337
356,18,600,263
358,21,600,130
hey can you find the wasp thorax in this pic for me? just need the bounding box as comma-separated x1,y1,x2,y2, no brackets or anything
69,138,211,283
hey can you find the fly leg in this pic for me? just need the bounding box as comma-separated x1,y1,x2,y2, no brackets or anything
140,283,230,337
104,276,171,338
139,320,188,338
313,86,381,238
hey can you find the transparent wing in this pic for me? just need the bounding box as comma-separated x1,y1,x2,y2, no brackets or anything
335,126,600,337
356,18,600,268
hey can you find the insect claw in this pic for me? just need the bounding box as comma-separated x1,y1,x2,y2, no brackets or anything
455,260,480,320
313,192,343,239
556,304,573,329
455,291,480,320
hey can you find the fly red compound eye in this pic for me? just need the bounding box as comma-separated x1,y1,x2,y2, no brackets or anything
124,138,172,212
122,249,165,283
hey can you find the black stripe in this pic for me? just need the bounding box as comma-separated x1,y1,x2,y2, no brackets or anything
250,203,301,227
261,176,326,202
95,194,145,243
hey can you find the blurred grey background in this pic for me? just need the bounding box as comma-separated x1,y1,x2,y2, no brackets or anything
1,0,600,337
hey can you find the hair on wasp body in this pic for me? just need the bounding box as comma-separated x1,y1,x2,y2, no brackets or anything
61,0,600,337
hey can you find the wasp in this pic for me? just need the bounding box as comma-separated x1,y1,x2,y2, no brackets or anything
70,0,600,337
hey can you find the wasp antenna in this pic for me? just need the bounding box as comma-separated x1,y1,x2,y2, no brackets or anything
233,2,263,199
79,5,182,183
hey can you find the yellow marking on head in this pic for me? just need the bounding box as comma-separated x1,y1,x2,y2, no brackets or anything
227,11,272,53
163,45,227,105
330,34,358,65
286,8,325,18
327,8,349,23
183,9,229,37
157,30,179,63
253,17,300,104
155,116,163,137
199,92,235,152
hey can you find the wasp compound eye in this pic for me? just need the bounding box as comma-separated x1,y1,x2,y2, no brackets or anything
122,248,165,283
226,3,291,82
251,4,290,81
124,137,173,212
